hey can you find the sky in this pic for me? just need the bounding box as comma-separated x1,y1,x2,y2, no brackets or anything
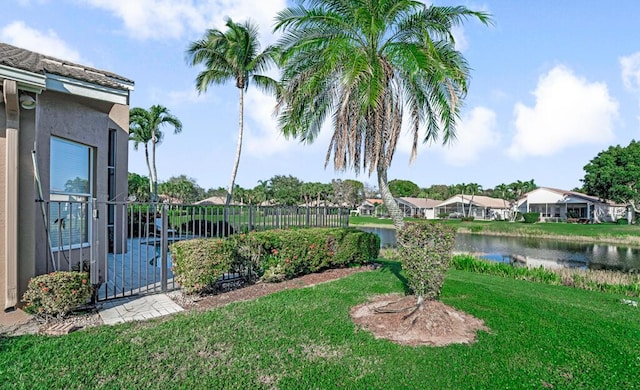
4,0,640,193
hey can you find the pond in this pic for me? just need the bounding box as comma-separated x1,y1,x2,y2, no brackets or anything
357,226,640,273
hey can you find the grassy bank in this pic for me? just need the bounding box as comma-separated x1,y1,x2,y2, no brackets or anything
2,262,639,389
349,216,640,245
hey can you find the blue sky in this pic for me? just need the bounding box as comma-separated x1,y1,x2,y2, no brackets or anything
5,1,640,192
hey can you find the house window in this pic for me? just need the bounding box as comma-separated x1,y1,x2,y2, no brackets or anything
50,137,93,250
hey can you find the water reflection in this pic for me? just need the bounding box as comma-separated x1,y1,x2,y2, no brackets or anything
358,227,640,273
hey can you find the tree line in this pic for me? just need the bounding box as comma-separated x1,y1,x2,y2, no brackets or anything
128,172,539,207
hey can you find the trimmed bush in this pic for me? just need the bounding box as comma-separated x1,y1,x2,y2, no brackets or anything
461,216,475,222
22,271,92,317
617,218,629,225
522,212,540,224
398,222,456,301
233,228,379,279
172,228,380,294
171,238,237,294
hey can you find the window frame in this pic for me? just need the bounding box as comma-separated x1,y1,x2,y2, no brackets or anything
49,137,94,251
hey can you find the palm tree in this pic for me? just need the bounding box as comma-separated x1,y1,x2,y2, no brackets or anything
493,183,511,220
274,1,490,229
186,18,278,207
465,182,483,218
129,105,182,202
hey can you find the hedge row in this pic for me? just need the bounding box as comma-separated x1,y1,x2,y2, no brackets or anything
171,228,380,294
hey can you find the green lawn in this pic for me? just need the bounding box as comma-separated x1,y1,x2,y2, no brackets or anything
2,262,639,389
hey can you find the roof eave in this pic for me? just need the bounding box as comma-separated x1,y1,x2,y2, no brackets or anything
0,64,45,93
46,72,133,105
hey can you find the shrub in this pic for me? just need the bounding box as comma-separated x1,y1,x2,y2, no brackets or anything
170,238,237,294
234,228,379,279
22,271,92,317
172,228,380,294
617,218,629,225
522,212,540,224
461,216,475,222
398,222,456,301
437,212,449,219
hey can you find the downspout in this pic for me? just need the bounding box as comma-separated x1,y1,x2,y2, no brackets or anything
3,80,19,310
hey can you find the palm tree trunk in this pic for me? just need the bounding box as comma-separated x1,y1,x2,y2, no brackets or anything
144,145,153,198
151,129,158,202
226,87,244,207
377,161,404,230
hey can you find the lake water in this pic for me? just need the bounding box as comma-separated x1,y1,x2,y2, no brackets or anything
358,226,640,273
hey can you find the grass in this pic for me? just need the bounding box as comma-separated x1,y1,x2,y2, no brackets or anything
349,216,640,245
2,261,639,389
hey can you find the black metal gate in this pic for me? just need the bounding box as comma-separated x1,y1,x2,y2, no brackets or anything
60,201,348,301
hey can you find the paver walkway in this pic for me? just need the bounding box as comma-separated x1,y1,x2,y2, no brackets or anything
99,294,183,325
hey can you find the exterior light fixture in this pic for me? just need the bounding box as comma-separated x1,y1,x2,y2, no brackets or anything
19,94,36,110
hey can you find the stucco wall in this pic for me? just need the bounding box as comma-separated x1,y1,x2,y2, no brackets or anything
0,101,5,309
28,91,128,298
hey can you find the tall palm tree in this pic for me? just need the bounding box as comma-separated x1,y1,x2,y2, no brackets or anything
274,1,490,229
186,18,278,207
129,105,183,202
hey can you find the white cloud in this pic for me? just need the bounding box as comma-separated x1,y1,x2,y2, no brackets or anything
621,52,640,92
244,89,333,159
165,88,211,105
81,0,286,42
507,65,618,159
451,26,469,52
439,107,499,166
0,21,83,62
244,90,296,157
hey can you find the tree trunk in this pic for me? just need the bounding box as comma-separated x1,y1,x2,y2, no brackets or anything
377,161,404,230
151,128,158,203
144,144,153,199
226,87,244,207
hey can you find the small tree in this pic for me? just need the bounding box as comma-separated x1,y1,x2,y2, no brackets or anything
398,222,457,306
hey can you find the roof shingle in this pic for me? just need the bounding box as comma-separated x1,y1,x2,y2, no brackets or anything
0,42,133,90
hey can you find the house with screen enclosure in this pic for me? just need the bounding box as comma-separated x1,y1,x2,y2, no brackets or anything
435,194,511,220
0,42,133,311
396,197,441,219
516,187,627,223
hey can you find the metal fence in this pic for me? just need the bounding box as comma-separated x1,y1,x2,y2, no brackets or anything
45,200,350,301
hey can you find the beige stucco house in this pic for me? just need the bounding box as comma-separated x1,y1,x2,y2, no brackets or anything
516,187,626,223
0,42,133,311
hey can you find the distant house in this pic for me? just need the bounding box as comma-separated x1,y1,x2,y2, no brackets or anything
435,194,511,220
396,197,441,219
357,198,383,216
195,196,244,206
516,187,626,223
0,42,133,310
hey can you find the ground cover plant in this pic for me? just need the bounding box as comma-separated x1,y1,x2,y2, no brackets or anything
452,255,640,297
2,263,639,389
